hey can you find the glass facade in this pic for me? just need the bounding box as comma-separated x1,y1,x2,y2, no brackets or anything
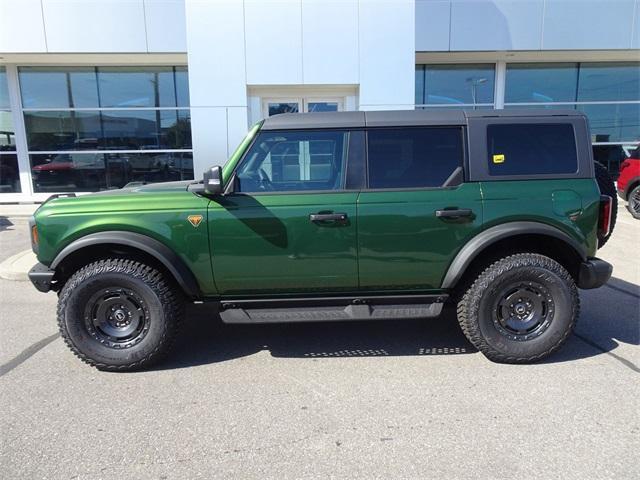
0,67,20,193
416,62,640,178
18,66,192,193
504,62,640,177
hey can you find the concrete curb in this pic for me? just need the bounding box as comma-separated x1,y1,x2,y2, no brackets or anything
0,204,39,218
0,249,36,281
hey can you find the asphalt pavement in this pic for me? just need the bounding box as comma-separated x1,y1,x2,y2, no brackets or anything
0,208,638,479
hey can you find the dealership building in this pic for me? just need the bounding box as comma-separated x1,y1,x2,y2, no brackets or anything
0,0,638,202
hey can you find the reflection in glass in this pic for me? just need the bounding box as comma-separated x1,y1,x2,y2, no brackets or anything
0,153,21,192
19,67,99,108
416,64,495,105
578,63,640,102
24,110,192,151
505,63,578,103
579,103,640,143
30,152,194,192
307,102,339,112
268,103,299,117
98,67,176,108
0,111,16,148
0,67,9,109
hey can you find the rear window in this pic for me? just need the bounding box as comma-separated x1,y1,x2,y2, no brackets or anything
367,127,463,189
487,123,578,176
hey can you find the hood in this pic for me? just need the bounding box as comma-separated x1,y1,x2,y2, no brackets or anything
88,180,195,196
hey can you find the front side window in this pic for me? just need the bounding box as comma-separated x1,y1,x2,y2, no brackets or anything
235,130,348,193
487,123,578,176
367,127,463,189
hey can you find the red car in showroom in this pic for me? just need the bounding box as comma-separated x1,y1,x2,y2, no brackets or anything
617,146,640,219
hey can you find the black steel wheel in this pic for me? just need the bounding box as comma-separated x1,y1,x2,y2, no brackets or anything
457,253,579,363
57,259,183,371
628,185,640,220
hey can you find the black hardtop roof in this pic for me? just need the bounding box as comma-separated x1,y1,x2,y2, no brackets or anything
261,108,586,130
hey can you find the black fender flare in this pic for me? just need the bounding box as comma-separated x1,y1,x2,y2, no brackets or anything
440,221,587,289
50,231,201,299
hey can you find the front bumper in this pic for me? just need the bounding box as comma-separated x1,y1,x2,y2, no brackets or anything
577,258,612,290
28,263,56,293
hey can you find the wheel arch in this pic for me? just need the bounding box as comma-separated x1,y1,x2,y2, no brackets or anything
442,222,587,290
623,176,640,199
50,231,201,299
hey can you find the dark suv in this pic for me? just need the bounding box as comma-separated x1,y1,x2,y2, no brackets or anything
28,110,614,370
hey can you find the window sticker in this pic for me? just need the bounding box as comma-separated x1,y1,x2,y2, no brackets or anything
492,154,505,164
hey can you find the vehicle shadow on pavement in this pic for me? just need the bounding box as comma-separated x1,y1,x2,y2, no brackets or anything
159,305,476,370
157,277,640,371
0,216,14,232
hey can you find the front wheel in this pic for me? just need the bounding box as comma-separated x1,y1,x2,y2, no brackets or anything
57,259,184,371
457,253,579,363
627,185,640,219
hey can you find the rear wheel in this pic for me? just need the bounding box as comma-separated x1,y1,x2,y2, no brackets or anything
457,253,579,363
57,259,183,371
627,185,640,219
594,161,617,247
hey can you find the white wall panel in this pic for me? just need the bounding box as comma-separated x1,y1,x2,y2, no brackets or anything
42,0,147,52
415,0,450,51
543,0,636,50
301,0,358,84
450,0,543,51
190,107,228,174
0,0,47,52
144,0,187,52
631,0,640,49
245,0,303,84
359,0,415,108
227,106,249,156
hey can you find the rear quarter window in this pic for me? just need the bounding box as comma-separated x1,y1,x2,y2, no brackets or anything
487,123,578,176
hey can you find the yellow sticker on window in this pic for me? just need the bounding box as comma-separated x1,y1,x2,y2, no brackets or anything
492,154,505,164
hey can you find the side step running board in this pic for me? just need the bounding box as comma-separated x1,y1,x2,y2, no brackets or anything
218,294,447,324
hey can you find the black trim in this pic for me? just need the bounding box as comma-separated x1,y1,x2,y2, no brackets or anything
50,231,201,298
28,263,55,293
577,258,612,289
441,222,588,289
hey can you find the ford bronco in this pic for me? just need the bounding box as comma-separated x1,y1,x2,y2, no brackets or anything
28,110,615,370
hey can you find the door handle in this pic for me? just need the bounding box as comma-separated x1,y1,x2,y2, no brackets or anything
309,212,348,224
435,208,474,219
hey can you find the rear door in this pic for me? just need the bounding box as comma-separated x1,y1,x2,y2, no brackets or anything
357,126,483,290
208,129,363,295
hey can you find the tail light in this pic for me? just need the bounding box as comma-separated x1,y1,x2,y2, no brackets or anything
598,195,613,238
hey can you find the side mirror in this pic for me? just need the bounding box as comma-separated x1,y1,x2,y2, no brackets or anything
203,165,223,195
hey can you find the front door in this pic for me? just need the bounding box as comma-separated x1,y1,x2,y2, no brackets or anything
208,128,360,296
357,126,483,290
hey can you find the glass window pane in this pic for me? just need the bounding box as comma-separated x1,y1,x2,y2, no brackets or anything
487,124,578,176
98,67,176,108
367,128,463,188
422,64,495,105
30,151,193,192
236,130,347,192
25,110,192,151
0,67,9,109
415,65,425,105
578,62,640,102
19,67,99,108
175,67,190,107
267,103,299,117
0,111,16,149
579,103,640,143
505,63,578,103
307,102,338,112
0,153,21,193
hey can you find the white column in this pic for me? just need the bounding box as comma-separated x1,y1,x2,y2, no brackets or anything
494,60,507,109
5,65,33,199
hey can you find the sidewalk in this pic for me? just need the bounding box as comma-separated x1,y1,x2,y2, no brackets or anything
0,249,36,281
0,203,39,218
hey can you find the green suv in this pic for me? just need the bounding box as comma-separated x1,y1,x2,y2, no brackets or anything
28,110,615,370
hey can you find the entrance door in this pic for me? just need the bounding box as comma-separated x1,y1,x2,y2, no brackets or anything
262,97,344,118
357,126,484,290
208,128,360,296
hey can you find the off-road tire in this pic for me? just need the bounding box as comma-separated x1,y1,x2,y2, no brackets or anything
627,185,640,219
57,259,183,371
457,253,579,364
594,161,617,247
